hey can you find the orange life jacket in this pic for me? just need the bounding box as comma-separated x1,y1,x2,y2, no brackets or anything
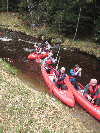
37,47,40,52
44,58,52,68
55,71,64,85
89,84,97,95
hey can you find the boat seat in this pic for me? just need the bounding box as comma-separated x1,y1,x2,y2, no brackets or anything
78,90,84,96
48,74,55,82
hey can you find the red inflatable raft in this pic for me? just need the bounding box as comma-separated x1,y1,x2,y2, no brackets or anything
41,64,75,108
64,77,100,121
28,52,49,60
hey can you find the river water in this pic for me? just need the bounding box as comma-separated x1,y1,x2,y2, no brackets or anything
0,28,100,132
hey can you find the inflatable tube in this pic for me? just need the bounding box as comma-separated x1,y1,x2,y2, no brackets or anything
28,52,49,60
64,77,100,121
41,64,75,108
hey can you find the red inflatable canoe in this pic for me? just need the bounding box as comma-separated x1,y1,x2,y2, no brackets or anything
41,64,75,108
28,52,49,60
64,77,100,121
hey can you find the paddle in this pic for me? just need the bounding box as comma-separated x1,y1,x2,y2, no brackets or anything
56,47,60,61
56,56,60,70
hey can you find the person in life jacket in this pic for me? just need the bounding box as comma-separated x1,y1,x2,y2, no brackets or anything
53,66,66,90
69,64,82,90
43,41,51,53
83,79,100,105
45,41,51,49
34,43,42,54
43,52,56,74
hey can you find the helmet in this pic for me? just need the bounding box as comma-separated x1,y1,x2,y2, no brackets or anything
45,41,48,44
90,79,97,84
61,67,65,71
49,52,53,56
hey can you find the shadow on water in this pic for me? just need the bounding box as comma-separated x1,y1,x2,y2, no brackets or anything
0,28,100,132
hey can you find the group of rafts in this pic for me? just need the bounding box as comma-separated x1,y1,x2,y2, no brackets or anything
28,41,100,121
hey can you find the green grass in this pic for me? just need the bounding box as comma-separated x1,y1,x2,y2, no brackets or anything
0,61,92,133
0,59,17,75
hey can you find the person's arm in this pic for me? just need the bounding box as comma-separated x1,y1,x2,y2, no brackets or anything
58,73,66,82
83,84,93,101
43,58,47,66
78,71,81,77
70,69,75,76
52,58,56,64
75,68,82,76
93,86,99,100
83,84,89,97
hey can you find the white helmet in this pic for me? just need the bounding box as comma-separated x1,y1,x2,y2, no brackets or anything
61,67,65,71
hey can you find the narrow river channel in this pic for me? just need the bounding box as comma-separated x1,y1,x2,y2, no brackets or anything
0,28,100,132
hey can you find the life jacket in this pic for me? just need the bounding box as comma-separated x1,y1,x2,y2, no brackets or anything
37,47,40,52
46,43,50,49
44,58,52,68
55,71,65,85
88,84,97,96
69,68,78,79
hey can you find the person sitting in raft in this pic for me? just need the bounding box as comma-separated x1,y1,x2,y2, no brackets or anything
42,41,51,53
34,43,42,55
43,52,56,74
45,41,51,50
53,66,66,90
83,79,100,105
69,64,82,90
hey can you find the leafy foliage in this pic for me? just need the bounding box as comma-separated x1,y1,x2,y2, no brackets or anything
0,0,100,41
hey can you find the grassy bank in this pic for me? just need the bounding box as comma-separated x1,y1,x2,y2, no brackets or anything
0,58,91,133
0,12,100,59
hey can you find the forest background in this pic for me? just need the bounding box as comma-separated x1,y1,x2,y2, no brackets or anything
0,0,100,43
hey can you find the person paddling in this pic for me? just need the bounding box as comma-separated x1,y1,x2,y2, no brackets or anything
43,52,56,74
53,66,66,90
83,79,100,105
69,64,82,90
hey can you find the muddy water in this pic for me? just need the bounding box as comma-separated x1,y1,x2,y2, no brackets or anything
0,28,100,132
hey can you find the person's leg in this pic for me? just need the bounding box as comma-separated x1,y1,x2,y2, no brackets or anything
71,78,76,87
94,97,100,106
75,81,81,90
45,67,50,74
61,84,66,90
54,81,60,89
48,68,51,74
